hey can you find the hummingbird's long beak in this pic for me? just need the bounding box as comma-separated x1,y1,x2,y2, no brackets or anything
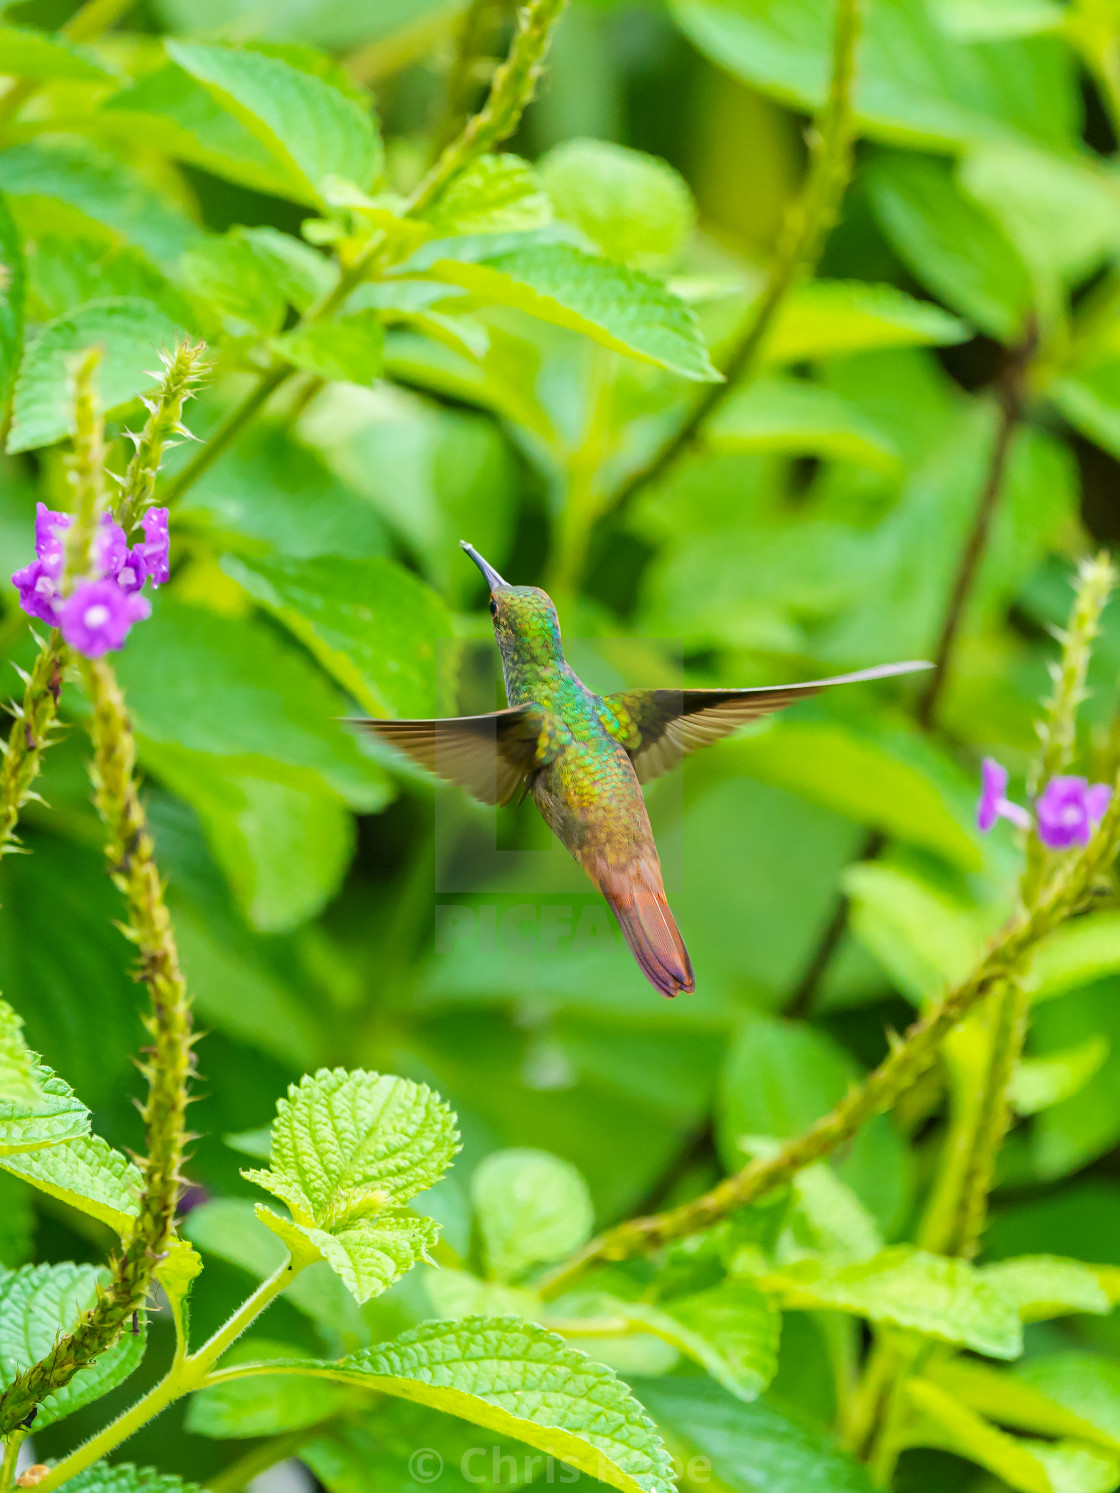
460,540,506,591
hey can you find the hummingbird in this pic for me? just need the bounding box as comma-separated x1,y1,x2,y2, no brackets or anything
356,543,931,999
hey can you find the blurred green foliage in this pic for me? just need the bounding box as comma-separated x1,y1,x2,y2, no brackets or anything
7,0,1120,1488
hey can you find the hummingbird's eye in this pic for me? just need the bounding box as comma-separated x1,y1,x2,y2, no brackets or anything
489,599,498,618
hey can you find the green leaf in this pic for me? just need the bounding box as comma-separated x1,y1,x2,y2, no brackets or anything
57,1467,201,1493
866,150,1033,341
246,1068,460,1224
1013,1355,1120,1450
0,1063,89,1158
0,193,26,408
25,235,191,327
708,374,901,470
982,1255,1112,1321
592,1281,780,1402
271,309,384,385
765,280,969,363
257,1201,442,1305
670,0,1076,150
472,1148,595,1282
115,597,390,811
252,1316,677,1493
179,230,289,335
422,154,553,238
0,1133,141,1236
1028,913,1120,1003
0,1173,32,1267
166,42,382,205
786,1161,885,1263
762,1247,1023,1358
1010,1036,1110,1116
539,138,695,270
402,237,719,381
0,25,116,80
930,1356,1120,1445
0,140,200,264
633,1374,876,1493
0,998,41,1110
222,552,457,718
0,1262,145,1428
7,297,188,453
903,1376,1120,1493
187,1339,355,1437
142,741,355,934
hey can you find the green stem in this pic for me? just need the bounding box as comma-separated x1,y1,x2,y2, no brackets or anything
0,634,66,860
546,344,612,605
116,339,208,533
603,0,864,527
36,1260,305,1493
0,1430,23,1493
160,366,288,508
204,1428,322,1493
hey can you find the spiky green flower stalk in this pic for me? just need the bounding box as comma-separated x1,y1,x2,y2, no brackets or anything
61,347,106,591
0,633,65,859
116,339,208,534
0,655,195,1435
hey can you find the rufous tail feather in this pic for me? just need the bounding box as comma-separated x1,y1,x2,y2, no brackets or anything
590,854,694,999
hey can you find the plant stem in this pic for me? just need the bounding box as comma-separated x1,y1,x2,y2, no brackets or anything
116,340,209,533
540,797,1120,1295
36,1259,305,1493
160,365,288,508
204,1428,322,1493
0,1430,23,1493
0,657,195,1435
604,0,863,527
0,635,65,859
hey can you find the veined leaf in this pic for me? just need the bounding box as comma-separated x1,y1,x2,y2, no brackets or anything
0,1133,140,1236
0,998,41,1110
179,230,289,335
7,297,188,453
0,192,25,408
0,1262,145,1428
981,1255,1111,1321
422,154,552,238
787,1161,885,1264
765,280,969,363
472,1148,595,1282
57,1467,201,1493
1027,913,1120,1004
930,1356,1120,1445
0,25,116,81
1010,1037,1110,1116
271,310,384,386
761,1246,1023,1358
0,1063,89,1157
1013,1354,1120,1449
903,1376,1119,1493
222,552,457,719
708,375,901,470
400,238,719,381
256,1201,441,1305
233,1316,677,1493
166,42,382,205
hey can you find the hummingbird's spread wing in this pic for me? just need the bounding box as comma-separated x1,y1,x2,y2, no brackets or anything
351,705,559,806
602,660,931,784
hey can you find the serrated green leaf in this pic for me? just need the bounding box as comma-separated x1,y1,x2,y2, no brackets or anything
58,1465,201,1493
188,1338,355,1437
0,998,41,1110
0,1062,89,1157
156,1238,203,1302
634,1374,876,1493
0,1262,145,1428
472,1148,595,1282
787,1161,885,1263
0,193,26,408
222,552,456,718
238,1316,676,1493
402,238,719,381
257,1202,441,1305
708,375,901,470
904,1376,1120,1493
762,1247,1023,1358
25,235,191,327
766,280,969,363
982,1256,1112,1322
240,226,335,312
166,42,382,205
422,154,552,238
179,230,289,335
7,297,188,453
0,1132,140,1235
540,138,695,270
1010,1037,1111,1116
271,309,383,385
246,1068,459,1228
0,25,116,81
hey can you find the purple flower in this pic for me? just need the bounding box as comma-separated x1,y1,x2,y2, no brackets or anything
135,507,170,586
11,559,60,624
976,757,1031,833
95,514,129,579
1035,776,1111,850
34,503,70,579
57,578,150,658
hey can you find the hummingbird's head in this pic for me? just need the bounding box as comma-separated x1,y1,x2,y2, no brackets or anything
460,541,562,667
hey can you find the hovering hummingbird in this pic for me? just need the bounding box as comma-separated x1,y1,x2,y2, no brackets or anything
357,544,931,999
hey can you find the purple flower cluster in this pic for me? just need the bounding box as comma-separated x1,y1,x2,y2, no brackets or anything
11,503,170,658
977,757,1111,851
